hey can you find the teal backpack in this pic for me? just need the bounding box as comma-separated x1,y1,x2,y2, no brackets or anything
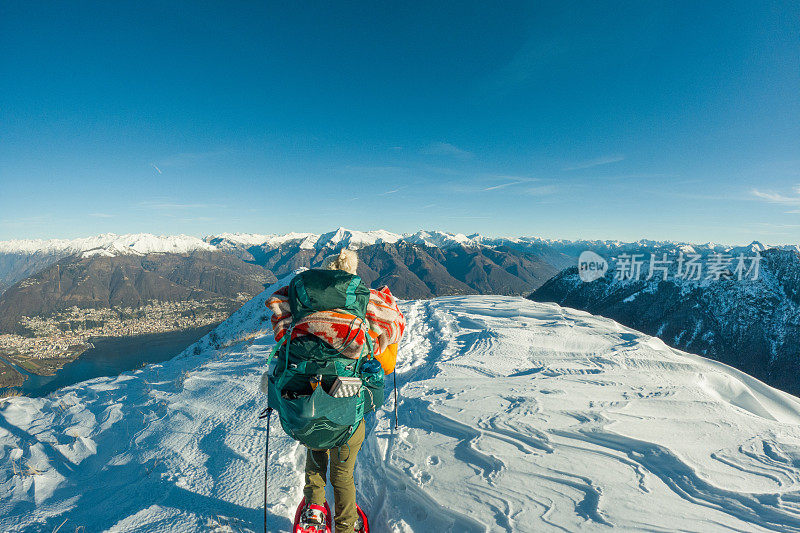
266,269,385,449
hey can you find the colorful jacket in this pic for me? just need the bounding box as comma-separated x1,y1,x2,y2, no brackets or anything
266,284,405,375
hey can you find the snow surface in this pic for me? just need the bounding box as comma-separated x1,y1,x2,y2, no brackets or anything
3,275,800,532
0,234,216,257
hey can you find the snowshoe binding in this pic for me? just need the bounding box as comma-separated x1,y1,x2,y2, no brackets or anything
293,498,332,533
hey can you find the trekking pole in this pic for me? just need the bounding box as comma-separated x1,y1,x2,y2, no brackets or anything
258,407,273,533
393,372,399,430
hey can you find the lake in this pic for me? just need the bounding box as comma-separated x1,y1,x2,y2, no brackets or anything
0,325,216,398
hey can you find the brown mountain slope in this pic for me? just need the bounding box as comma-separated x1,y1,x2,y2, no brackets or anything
0,251,273,333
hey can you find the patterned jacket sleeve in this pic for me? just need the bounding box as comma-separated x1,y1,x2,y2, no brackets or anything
366,286,405,354
265,286,291,342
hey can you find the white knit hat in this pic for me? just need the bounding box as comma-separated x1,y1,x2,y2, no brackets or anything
321,249,359,275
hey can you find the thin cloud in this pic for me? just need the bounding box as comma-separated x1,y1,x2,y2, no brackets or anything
88,213,113,218
443,175,541,193
603,172,675,181
0,215,51,227
343,165,406,174
484,181,521,191
483,176,539,191
421,142,473,159
754,222,800,229
179,216,215,222
524,185,557,196
655,190,740,202
152,164,163,174
751,186,800,206
137,200,226,210
443,178,531,194
476,35,567,98
564,155,625,171
379,186,407,196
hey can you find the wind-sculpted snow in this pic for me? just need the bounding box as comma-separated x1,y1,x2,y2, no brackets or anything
3,284,800,531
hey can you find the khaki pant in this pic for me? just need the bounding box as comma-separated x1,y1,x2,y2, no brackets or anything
304,420,365,533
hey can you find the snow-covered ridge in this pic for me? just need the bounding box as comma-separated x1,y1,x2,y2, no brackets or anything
208,232,319,250
208,228,407,251
0,233,217,257
3,281,800,531
2,228,797,257
205,227,783,253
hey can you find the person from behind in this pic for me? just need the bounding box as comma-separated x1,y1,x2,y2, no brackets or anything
265,249,404,532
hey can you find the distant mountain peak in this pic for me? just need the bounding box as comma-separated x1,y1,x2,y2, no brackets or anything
315,227,403,249
208,232,318,250
404,230,477,248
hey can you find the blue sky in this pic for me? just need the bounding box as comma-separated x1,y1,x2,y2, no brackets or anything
1,1,799,244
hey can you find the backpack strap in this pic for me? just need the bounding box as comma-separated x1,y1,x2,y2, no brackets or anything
273,325,296,393
266,337,286,367
355,334,374,374
292,277,313,317
345,276,363,310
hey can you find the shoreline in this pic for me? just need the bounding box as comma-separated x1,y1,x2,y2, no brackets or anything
0,324,218,397
0,343,93,380
0,357,25,388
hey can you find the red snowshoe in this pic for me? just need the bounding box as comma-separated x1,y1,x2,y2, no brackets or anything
293,498,332,533
354,504,370,533
292,498,370,533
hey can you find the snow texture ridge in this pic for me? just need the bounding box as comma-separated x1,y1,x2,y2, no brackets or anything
2,277,800,531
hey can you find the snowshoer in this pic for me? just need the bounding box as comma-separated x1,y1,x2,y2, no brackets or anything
264,249,405,533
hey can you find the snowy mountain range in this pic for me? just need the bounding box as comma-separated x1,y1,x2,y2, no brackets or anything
0,234,217,295
4,228,795,260
3,273,800,531
0,250,271,334
0,233,217,256
1,228,796,276
0,228,573,302
2,229,799,397
0,229,508,257
531,248,800,396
